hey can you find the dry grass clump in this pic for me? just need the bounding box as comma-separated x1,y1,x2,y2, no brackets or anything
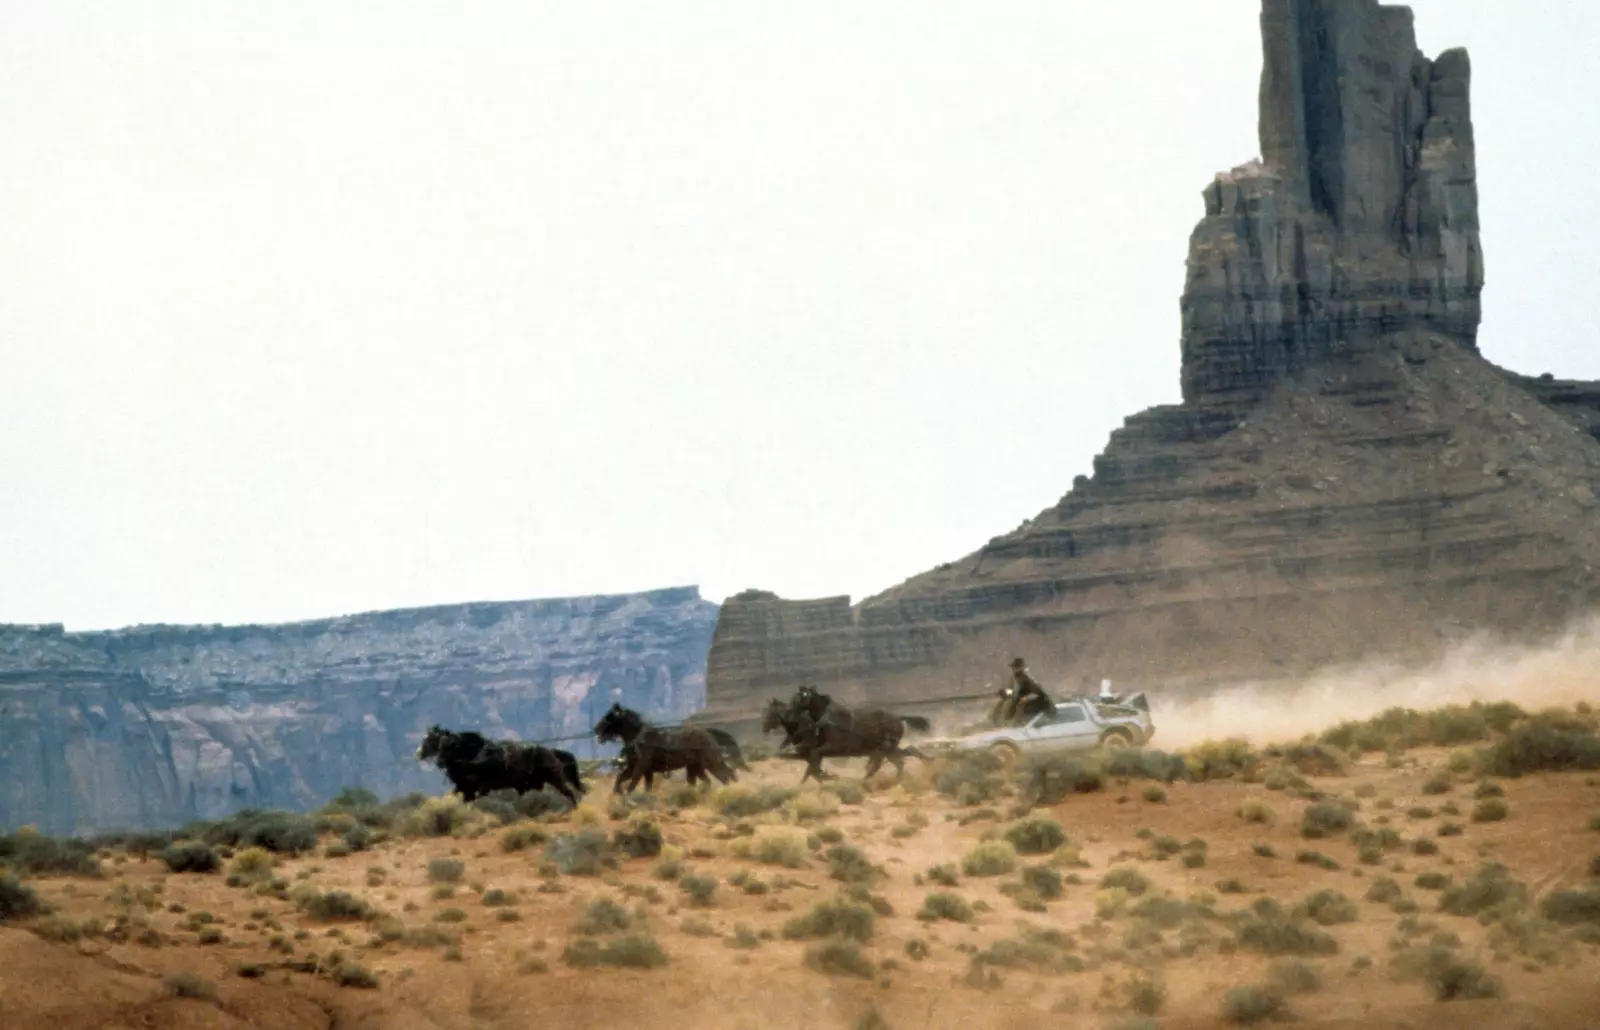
1481,714,1600,778
163,971,217,1001
789,789,842,822
931,751,1007,805
1539,886,1600,926
572,898,632,936
546,829,614,876
1238,800,1274,825
1267,960,1322,996
562,933,668,969
331,962,379,989
1470,798,1509,823
426,858,465,884
1003,817,1066,855
734,826,810,869
1299,802,1353,839
917,891,973,923
612,819,663,859
826,844,878,885
1098,867,1152,896
712,784,796,819
1221,985,1288,1024
1438,864,1527,919
229,847,274,883
962,840,1018,877
500,825,549,853
925,863,960,887
783,898,875,942
803,938,875,979
1234,900,1338,957
679,874,717,907
1295,890,1357,926
187,809,320,855
1183,738,1262,781
296,889,376,922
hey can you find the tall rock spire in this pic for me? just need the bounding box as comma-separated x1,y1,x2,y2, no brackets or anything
1180,0,1484,406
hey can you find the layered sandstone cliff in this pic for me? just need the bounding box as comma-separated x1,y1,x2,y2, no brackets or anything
700,0,1600,730
0,588,716,834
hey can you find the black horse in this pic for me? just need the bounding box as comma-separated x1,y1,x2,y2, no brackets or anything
415,726,582,804
762,687,930,784
593,704,736,794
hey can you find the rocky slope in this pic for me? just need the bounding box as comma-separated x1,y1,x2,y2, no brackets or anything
0,587,717,834
700,0,1600,731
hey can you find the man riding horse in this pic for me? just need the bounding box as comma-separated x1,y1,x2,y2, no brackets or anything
991,657,1055,727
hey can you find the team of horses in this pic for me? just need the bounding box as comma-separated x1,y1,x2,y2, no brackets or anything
415,685,932,803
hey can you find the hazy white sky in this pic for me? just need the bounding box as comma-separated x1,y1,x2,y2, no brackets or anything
3,1,1597,630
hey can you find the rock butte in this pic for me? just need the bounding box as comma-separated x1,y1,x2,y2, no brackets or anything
0,588,716,834
698,0,1600,733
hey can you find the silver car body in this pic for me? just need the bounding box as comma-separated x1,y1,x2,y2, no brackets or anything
927,694,1154,757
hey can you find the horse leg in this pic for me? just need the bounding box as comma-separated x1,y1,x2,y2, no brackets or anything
863,754,884,779
890,752,906,780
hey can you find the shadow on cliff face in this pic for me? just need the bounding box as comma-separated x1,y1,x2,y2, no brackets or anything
1154,614,1600,750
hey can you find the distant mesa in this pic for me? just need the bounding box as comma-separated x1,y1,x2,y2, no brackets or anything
698,0,1600,730
0,587,717,834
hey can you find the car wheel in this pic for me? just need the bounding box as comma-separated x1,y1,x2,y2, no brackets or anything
1100,730,1132,752
989,742,1021,768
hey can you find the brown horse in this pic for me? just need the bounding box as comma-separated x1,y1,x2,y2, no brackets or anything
593,704,737,794
765,687,930,784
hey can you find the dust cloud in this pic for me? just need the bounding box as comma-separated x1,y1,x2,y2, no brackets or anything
1152,614,1600,750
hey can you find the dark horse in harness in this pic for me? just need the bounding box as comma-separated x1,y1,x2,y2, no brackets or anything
415,725,584,805
762,686,930,784
593,703,738,794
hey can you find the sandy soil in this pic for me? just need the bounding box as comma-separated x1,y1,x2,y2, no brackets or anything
4,736,1600,1030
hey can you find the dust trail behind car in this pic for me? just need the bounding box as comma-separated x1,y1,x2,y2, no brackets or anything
1152,614,1600,750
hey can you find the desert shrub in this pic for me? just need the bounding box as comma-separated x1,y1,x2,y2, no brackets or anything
612,820,663,859
713,784,796,818
1439,864,1527,919
1420,773,1453,796
1022,753,1105,803
1235,905,1338,957
1021,864,1063,900
1268,960,1321,995
546,829,613,876
480,888,517,907
426,858,464,884
1473,780,1505,799
191,810,319,854
0,830,102,878
164,971,217,1000
917,891,973,923
1482,719,1600,778
932,751,1006,804
1411,838,1439,856
1252,843,1277,859
1099,867,1152,896
1365,878,1403,905
679,874,717,907
1300,802,1353,839
470,795,520,826
804,938,874,979
297,890,375,922
1297,890,1357,926
1221,986,1287,1024
1395,945,1502,1001
1414,872,1451,891
1184,738,1261,781
1238,800,1274,825
572,898,632,935
1470,798,1508,823
742,826,808,868
1003,817,1066,856
331,962,379,989
229,847,274,882
962,840,1018,877
562,933,668,969
826,844,877,884
161,842,221,874
1540,887,1600,925
0,874,43,921
501,825,548,852
783,899,875,942
1295,850,1339,871
513,788,572,819
790,789,842,822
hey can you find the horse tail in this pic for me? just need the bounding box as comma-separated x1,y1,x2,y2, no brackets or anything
900,715,932,733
